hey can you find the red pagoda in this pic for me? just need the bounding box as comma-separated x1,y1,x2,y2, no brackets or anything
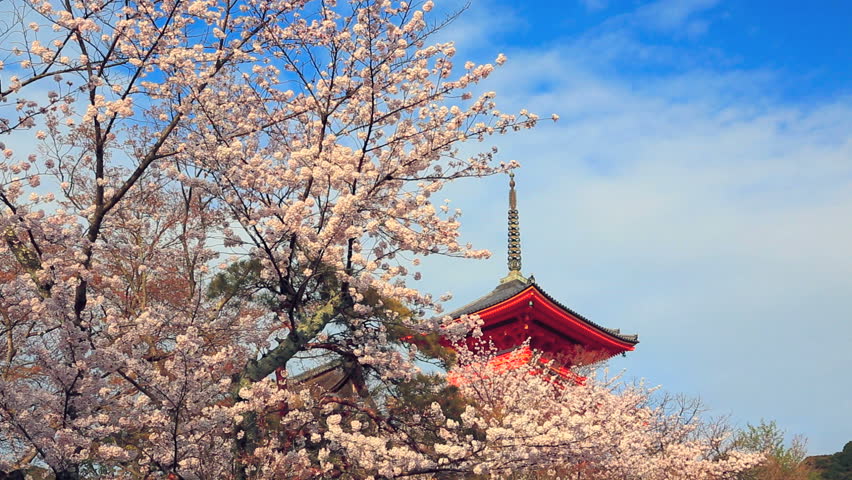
445,173,638,371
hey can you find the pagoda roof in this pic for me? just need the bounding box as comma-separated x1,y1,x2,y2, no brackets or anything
447,278,638,346
291,360,359,396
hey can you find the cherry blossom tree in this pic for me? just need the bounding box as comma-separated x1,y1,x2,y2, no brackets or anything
0,0,763,478
0,0,534,476
307,344,764,479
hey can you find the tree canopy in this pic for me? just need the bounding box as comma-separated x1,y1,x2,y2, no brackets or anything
0,0,767,478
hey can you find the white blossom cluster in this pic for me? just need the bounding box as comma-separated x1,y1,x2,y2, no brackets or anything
0,0,755,478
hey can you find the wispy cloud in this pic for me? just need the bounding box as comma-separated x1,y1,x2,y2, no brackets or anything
632,0,720,33
579,0,608,12
422,0,852,454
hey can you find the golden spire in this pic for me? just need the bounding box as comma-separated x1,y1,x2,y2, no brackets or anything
501,172,527,284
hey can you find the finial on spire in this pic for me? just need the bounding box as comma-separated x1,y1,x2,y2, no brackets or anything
501,171,527,284
509,172,517,210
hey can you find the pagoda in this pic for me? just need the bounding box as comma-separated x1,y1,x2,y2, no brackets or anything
291,174,638,396
445,173,638,370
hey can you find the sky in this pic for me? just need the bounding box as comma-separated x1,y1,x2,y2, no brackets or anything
416,0,852,455
2,0,848,458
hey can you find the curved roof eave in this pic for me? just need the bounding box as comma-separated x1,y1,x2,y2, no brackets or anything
445,279,639,346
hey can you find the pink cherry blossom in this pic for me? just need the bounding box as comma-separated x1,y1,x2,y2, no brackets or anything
0,0,763,478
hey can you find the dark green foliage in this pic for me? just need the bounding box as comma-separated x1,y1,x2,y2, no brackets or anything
207,258,262,299
380,373,484,480
386,373,470,423
811,441,852,480
359,288,458,369
385,323,457,370
207,258,279,309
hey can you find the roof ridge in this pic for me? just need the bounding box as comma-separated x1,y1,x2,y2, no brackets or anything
446,281,638,345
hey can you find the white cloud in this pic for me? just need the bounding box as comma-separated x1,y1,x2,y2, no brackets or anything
579,0,608,12
420,1,852,455
632,0,720,33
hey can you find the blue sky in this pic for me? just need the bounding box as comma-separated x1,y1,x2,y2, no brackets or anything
462,0,851,102
3,0,848,458
417,0,852,455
